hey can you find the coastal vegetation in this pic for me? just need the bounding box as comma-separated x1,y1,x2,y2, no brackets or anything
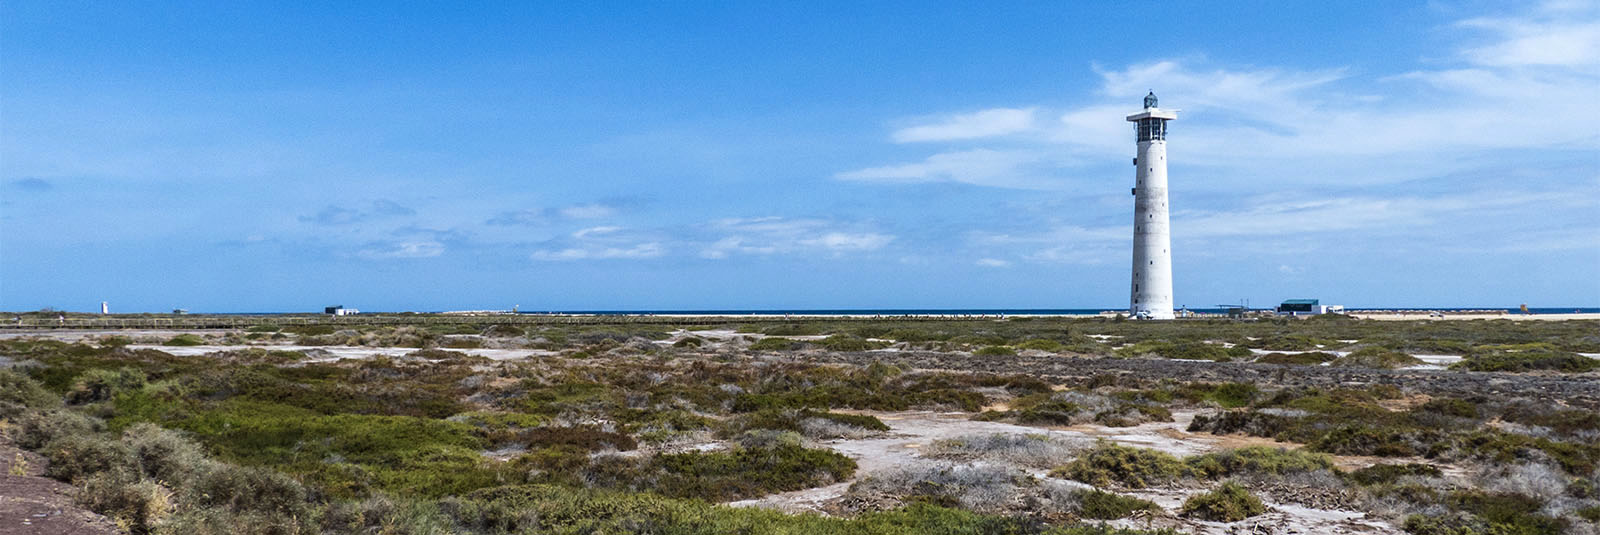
0,315,1595,534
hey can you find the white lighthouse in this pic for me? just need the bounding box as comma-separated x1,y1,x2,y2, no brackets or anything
1127,92,1176,320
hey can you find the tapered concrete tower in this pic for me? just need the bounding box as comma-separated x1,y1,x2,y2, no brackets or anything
1127,92,1176,319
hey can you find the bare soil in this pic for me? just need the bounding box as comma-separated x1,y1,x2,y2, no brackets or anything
0,437,117,535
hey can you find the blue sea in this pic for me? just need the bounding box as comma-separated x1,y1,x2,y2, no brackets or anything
513,307,1600,316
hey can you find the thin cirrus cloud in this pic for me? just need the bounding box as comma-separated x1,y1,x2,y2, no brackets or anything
356,240,444,260
890,108,1037,143
486,201,621,226
530,226,666,262
299,200,416,225
834,149,1062,189
699,217,894,259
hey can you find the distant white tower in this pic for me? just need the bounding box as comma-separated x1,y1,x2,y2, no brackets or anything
100,301,109,315
1127,92,1177,320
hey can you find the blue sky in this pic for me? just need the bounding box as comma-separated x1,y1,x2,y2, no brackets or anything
3,1,1597,312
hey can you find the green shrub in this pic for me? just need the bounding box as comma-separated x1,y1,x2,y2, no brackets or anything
121,423,214,486
43,433,132,483
1180,482,1267,522
164,334,208,346
77,470,174,535
1330,347,1423,369
749,337,804,351
1184,446,1334,479
1346,463,1442,486
651,445,857,500
13,408,99,449
1450,350,1600,373
0,369,59,417
1051,442,1191,488
185,464,314,528
974,345,1017,356
1205,382,1259,408
244,324,281,333
1432,491,1567,535
67,367,147,404
1074,489,1162,519
1418,398,1478,419
519,425,637,451
673,337,704,348
1577,505,1600,523
1016,399,1081,425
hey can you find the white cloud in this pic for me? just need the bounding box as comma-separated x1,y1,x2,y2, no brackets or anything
531,242,664,261
573,226,623,238
891,108,1036,143
1457,0,1600,67
846,4,1600,190
800,232,894,251
700,217,894,258
560,203,617,219
976,258,1011,267
835,149,1058,189
357,240,444,259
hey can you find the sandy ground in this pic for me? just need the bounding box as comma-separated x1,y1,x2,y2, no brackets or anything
0,437,118,535
729,410,1403,534
1351,312,1600,321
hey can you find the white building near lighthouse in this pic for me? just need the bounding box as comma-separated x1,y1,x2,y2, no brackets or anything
1127,92,1177,320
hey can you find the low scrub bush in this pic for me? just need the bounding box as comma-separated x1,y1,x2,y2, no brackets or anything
1402,491,1568,535
748,337,805,351
163,334,207,346
439,483,1180,535
0,369,59,417
1051,442,1192,489
1330,347,1423,369
12,408,99,449
43,433,132,483
926,434,1085,470
1180,482,1267,522
1450,350,1600,373
77,470,174,535
1346,463,1442,486
1418,398,1479,419
651,444,857,501
66,367,147,404
185,464,315,531
121,423,214,486
974,346,1017,356
519,425,637,451
1185,446,1334,479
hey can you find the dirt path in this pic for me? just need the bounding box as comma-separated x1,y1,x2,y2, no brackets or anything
0,437,117,535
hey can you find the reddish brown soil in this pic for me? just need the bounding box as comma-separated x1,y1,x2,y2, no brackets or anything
0,437,117,535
